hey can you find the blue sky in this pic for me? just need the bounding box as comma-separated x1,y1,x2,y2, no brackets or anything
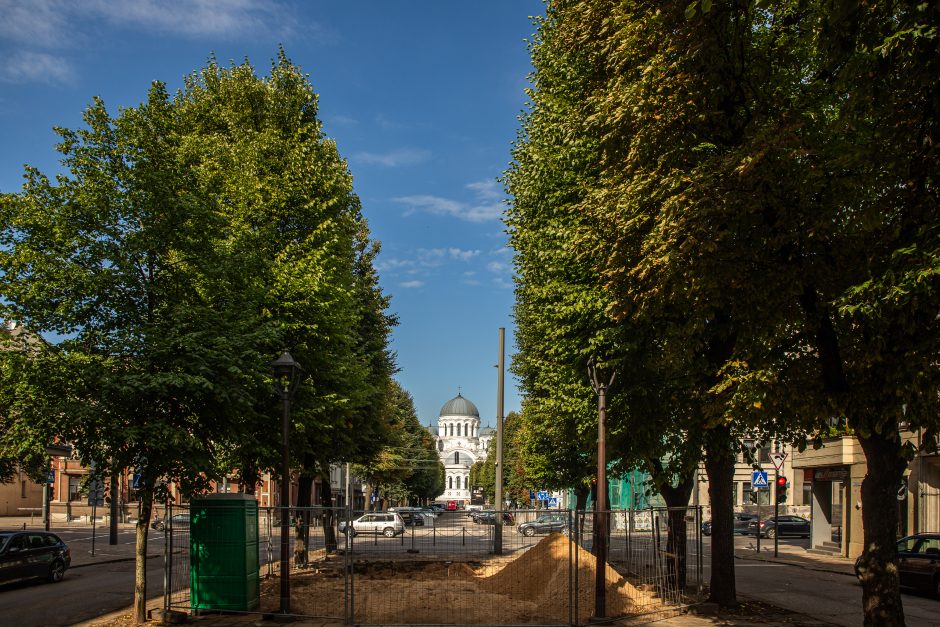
0,1,544,427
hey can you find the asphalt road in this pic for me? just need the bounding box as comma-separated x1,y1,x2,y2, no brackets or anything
700,534,940,627
0,555,163,627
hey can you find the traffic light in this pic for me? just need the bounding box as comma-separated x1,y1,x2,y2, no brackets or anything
775,476,789,503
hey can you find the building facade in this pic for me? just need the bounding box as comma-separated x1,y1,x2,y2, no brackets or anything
431,393,494,505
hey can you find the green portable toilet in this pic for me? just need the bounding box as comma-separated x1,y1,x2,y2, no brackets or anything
189,493,260,612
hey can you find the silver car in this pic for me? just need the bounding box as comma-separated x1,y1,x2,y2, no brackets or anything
340,512,405,538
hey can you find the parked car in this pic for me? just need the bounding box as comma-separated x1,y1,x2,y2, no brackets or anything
472,511,515,526
429,504,445,514
518,513,568,537
389,507,427,527
746,515,810,539
339,512,405,537
446,501,458,511
701,513,755,536
151,512,190,532
0,531,71,585
734,513,758,535
855,533,940,597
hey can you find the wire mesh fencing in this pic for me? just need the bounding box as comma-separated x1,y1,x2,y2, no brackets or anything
163,505,703,625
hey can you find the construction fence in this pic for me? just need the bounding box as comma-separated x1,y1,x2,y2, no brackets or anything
163,505,704,625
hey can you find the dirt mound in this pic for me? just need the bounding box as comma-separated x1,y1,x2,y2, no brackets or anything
481,533,659,618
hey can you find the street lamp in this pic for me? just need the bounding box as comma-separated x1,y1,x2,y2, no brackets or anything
43,444,72,531
271,351,302,615
587,357,615,620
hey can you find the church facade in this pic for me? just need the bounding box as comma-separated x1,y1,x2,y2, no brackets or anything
430,393,495,504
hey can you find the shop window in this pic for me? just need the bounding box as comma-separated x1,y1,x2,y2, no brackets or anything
802,482,812,506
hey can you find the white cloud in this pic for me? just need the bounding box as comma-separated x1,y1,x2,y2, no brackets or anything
0,51,74,85
399,280,424,289
0,0,320,85
353,148,430,168
393,177,506,223
487,260,510,274
394,194,503,223
466,179,502,200
0,1,69,47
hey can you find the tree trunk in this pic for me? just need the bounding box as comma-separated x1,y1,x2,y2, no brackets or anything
657,470,695,592
575,485,589,539
320,471,337,553
857,428,907,627
134,491,154,624
294,474,313,567
704,424,737,607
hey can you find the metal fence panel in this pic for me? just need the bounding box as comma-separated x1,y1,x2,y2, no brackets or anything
163,505,703,625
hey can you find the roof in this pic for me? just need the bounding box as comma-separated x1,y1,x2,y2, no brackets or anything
480,426,496,436
439,393,480,418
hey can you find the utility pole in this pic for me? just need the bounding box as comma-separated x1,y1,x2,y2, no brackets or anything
774,467,780,557
494,327,505,555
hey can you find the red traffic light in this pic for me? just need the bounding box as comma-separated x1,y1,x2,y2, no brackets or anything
776,476,788,486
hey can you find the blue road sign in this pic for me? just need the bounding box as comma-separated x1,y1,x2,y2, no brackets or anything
547,497,558,508
47,470,55,484
752,470,769,488
529,490,535,499
537,490,549,501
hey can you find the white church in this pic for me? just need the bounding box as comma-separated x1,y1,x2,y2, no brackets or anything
430,393,495,504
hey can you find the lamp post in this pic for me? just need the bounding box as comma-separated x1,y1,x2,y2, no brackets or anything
587,357,615,620
271,351,302,616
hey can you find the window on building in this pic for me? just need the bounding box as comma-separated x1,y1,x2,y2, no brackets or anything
454,452,460,465
456,423,461,437
68,475,82,502
742,439,756,464
464,476,468,489
743,481,770,506
21,480,26,498
438,440,443,452
448,476,452,489
802,482,812,507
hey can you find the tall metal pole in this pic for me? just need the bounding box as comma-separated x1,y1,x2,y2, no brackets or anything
595,380,608,619
494,327,505,555
588,357,614,621
280,389,291,615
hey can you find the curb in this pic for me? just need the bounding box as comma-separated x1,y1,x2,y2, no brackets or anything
71,554,162,569
734,552,856,578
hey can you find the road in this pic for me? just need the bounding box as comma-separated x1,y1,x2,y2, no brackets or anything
0,554,163,626
709,535,940,627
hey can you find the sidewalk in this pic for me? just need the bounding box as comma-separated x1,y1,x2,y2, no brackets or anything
734,540,856,578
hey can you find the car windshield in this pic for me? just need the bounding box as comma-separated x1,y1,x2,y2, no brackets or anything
0,534,11,552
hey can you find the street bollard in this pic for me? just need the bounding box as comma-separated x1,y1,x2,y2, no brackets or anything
462,526,465,546
433,524,436,546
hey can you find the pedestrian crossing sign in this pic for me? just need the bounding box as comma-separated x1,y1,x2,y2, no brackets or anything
752,471,769,488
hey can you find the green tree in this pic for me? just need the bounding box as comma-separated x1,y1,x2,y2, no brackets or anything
0,52,396,623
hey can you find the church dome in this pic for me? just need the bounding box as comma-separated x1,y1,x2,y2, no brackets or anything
480,426,496,436
439,393,480,418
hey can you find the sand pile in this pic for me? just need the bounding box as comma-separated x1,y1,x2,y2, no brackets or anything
480,533,660,619
277,533,663,624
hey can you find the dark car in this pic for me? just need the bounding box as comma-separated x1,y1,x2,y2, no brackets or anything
734,513,758,535
0,531,71,585
701,513,754,536
473,511,515,526
855,533,940,597
746,515,810,539
518,513,568,537
151,512,190,532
